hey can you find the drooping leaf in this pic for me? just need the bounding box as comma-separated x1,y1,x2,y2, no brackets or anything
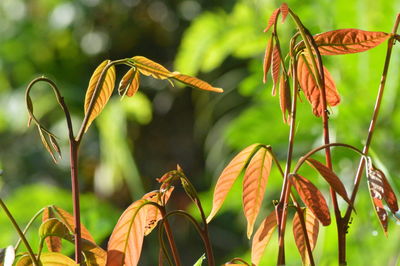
271,46,281,95
118,68,140,98
243,148,273,238
251,211,277,266
264,8,280,33
381,174,399,214
171,73,223,93
263,38,274,84
207,144,263,223
84,60,116,132
39,218,73,243
16,252,78,266
107,199,149,266
37,126,57,163
306,158,351,205
42,207,62,252
291,174,331,226
297,53,340,117
49,135,62,159
310,29,390,55
132,56,173,80
280,3,289,23
52,205,95,243
365,158,388,234
278,73,291,124
292,209,319,265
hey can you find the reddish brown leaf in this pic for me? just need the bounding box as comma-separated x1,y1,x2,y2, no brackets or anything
297,53,340,117
52,206,95,243
118,68,140,98
312,29,390,55
306,158,351,205
171,73,223,93
264,8,280,33
271,46,281,95
251,211,277,266
142,187,174,236
293,209,319,265
42,207,62,252
107,199,149,266
365,158,389,234
207,144,262,223
243,148,273,238
381,174,399,214
280,3,289,23
291,174,331,226
263,38,274,84
278,74,291,124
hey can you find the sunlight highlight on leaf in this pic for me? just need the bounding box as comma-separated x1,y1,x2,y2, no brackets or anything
118,68,140,98
242,148,272,238
263,38,274,84
264,8,280,33
171,73,223,93
132,56,173,80
84,60,116,132
251,211,277,266
106,199,149,266
297,53,340,117
207,144,262,223
43,206,62,252
271,46,281,95
312,29,390,55
279,73,291,124
292,209,319,265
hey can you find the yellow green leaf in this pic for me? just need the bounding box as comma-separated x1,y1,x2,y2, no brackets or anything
132,56,172,80
84,60,116,132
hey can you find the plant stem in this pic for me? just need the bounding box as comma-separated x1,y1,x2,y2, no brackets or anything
14,207,45,251
70,141,82,264
160,208,182,266
276,55,299,265
0,199,39,265
341,14,400,263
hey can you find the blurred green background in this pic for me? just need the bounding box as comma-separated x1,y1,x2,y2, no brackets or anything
0,0,399,265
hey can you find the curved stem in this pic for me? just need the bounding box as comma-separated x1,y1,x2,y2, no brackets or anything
159,208,182,266
342,13,400,251
228,258,250,265
160,210,213,266
15,207,45,251
0,199,38,265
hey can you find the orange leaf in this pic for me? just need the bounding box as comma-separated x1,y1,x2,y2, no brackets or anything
365,158,388,234
52,205,95,243
312,29,390,55
279,74,291,124
293,209,319,265
271,46,281,95
107,199,149,266
84,60,116,132
207,144,263,223
118,68,140,98
291,174,331,226
306,158,351,205
142,187,174,236
42,207,62,252
132,56,173,80
263,38,274,84
171,73,223,93
251,211,277,266
381,173,399,214
243,148,272,238
297,53,340,117
280,3,289,23
264,8,280,33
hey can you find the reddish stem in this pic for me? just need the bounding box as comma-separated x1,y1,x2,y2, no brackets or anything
70,141,82,263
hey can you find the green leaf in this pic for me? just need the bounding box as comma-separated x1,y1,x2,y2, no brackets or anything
193,254,206,266
39,218,73,242
16,252,78,266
